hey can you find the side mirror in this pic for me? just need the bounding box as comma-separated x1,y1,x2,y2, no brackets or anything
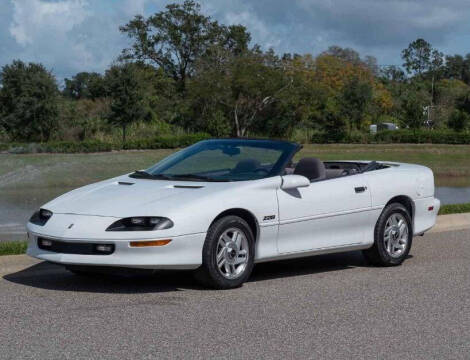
281,174,310,190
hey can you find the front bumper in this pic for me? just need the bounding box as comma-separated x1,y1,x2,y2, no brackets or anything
26,232,206,270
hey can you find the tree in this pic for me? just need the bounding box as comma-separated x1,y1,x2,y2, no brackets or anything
120,0,250,92
402,38,434,76
444,54,470,85
448,109,469,132
323,46,362,65
400,88,427,129
380,65,406,83
190,48,292,137
63,72,106,100
105,63,152,143
322,98,347,142
402,39,444,114
0,60,59,141
58,98,109,141
340,75,373,132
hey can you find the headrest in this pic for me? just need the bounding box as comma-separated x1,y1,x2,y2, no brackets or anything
293,157,326,181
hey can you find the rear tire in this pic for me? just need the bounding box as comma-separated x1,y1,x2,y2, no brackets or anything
363,203,413,266
195,216,255,289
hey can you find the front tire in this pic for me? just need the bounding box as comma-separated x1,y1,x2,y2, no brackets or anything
195,216,255,289
363,203,413,266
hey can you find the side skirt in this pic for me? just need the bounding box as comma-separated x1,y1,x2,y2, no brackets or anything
254,243,372,264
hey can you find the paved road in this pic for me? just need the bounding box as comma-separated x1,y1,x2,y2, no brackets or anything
1,230,469,360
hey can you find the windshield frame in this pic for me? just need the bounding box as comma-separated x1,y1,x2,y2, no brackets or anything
134,138,301,182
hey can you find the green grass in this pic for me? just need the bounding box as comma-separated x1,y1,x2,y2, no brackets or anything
438,203,470,215
0,241,28,256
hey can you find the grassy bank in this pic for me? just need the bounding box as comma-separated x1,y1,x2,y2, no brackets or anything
438,203,470,215
0,241,27,256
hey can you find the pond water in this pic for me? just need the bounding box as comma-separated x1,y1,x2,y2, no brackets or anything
1,186,469,242
435,187,470,205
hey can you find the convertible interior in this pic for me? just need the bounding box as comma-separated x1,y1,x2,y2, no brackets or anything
226,157,388,182
283,158,388,182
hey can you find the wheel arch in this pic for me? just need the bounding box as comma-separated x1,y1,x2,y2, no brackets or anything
385,195,415,221
211,208,259,242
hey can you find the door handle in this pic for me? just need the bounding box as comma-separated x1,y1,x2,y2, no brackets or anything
355,186,367,193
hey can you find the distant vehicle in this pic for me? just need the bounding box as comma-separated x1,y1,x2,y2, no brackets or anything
26,139,440,289
370,122,399,134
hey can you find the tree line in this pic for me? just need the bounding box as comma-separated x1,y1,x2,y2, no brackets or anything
1,0,470,144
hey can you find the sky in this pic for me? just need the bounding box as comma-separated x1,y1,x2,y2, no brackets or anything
1,0,469,81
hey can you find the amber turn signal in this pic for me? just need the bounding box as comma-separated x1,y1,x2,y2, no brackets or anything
129,239,172,247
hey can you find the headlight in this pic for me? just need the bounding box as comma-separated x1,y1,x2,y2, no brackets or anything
106,217,174,231
29,209,53,226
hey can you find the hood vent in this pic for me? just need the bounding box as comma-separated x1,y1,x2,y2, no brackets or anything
173,185,204,189
118,181,135,186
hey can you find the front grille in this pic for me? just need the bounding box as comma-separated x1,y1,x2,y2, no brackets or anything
37,237,115,255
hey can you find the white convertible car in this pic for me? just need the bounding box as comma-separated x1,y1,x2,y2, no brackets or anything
27,139,440,289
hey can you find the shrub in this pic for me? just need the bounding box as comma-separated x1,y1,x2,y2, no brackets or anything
123,133,210,150
344,131,372,144
308,129,470,144
373,129,470,144
3,133,211,154
448,110,470,132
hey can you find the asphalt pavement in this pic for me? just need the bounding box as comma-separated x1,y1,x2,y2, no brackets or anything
1,229,469,359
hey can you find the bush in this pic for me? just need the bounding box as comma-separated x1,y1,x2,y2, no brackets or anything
448,110,470,132
308,129,470,144
2,133,211,154
344,131,372,144
123,133,210,150
373,129,470,144
6,140,114,154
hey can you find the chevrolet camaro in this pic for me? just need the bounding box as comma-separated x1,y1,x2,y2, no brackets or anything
27,138,440,289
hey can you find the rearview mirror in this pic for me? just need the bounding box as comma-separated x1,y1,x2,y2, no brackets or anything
281,175,310,190
222,146,241,156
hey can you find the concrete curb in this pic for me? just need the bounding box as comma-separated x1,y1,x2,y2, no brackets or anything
0,254,41,275
428,213,470,234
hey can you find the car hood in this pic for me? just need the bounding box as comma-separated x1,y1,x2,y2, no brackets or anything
43,175,233,218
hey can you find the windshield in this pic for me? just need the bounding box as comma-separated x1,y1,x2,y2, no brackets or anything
136,139,299,182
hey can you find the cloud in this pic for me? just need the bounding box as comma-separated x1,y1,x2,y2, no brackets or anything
4,0,128,81
9,0,89,46
1,0,470,80
201,0,470,64
120,0,148,17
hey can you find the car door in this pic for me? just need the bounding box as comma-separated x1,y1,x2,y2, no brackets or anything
276,174,372,254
